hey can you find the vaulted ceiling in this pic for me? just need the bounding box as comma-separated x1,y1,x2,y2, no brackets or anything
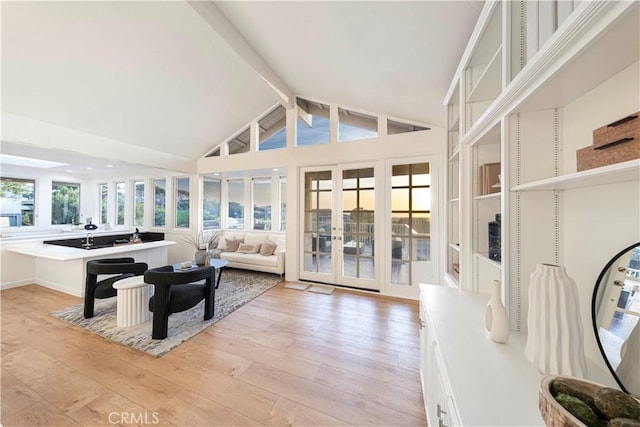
1,1,483,174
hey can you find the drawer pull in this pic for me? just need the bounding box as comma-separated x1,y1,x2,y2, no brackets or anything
438,419,449,427
419,318,426,329
607,114,638,127
437,403,447,417
594,137,634,150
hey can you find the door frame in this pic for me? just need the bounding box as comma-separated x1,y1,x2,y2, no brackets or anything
298,162,381,290
382,155,440,299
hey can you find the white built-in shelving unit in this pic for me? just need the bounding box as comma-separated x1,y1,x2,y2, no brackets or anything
431,0,639,425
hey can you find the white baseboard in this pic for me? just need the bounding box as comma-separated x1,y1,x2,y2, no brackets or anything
0,279,34,291
32,279,83,298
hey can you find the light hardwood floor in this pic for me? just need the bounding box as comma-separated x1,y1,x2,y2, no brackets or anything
1,281,426,426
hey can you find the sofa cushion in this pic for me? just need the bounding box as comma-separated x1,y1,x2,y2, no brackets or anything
260,240,277,256
268,234,286,251
237,243,261,254
218,232,244,250
224,238,243,252
220,252,278,267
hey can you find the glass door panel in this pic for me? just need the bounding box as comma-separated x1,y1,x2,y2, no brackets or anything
341,167,375,282
302,170,333,279
391,162,432,288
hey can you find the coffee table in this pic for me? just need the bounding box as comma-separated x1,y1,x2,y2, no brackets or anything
173,258,228,289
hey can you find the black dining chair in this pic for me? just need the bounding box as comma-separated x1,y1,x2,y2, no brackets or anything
84,257,148,319
144,265,216,339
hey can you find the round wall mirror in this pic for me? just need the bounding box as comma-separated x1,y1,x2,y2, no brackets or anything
592,242,640,398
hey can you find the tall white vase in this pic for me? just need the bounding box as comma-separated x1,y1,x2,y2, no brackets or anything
525,263,587,376
484,280,510,343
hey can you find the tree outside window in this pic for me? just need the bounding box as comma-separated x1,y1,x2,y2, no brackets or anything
99,183,108,224
153,179,166,227
52,181,80,225
116,182,125,225
0,177,35,226
175,177,190,228
134,181,144,226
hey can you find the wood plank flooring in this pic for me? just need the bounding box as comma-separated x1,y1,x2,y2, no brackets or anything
1,282,425,426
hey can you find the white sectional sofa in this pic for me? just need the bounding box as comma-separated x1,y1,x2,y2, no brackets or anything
213,231,285,275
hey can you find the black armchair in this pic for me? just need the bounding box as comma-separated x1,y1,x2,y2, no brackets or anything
144,265,216,339
84,257,148,319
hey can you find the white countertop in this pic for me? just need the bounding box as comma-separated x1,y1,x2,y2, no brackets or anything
9,240,176,261
419,283,614,427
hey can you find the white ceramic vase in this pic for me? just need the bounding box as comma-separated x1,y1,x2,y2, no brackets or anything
484,279,510,343
525,263,587,376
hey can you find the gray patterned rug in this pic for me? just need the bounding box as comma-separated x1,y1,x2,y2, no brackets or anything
50,269,282,357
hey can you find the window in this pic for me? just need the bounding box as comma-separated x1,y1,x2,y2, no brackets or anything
99,183,108,224
228,128,250,155
203,176,221,230
153,179,166,227
0,177,35,227
175,177,190,228
115,182,125,225
280,177,286,231
391,163,431,286
227,179,244,229
259,106,287,151
338,108,378,142
51,181,80,225
296,98,330,146
205,147,221,158
134,181,144,227
387,119,430,135
252,178,272,230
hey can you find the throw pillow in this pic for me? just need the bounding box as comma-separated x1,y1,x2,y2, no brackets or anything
237,243,261,254
225,238,243,252
259,240,277,256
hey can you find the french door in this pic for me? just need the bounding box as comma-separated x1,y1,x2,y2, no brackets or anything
300,164,379,290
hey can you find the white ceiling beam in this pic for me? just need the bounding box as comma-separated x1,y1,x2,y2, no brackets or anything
187,1,295,109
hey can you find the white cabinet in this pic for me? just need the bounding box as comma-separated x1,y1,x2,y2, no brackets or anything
419,284,543,426
419,284,615,426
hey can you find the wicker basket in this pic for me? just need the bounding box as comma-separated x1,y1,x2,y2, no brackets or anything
539,376,604,427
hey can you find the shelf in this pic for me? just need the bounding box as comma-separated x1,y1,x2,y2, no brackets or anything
474,192,500,201
448,242,461,252
449,197,460,204
474,252,502,270
466,45,502,103
511,159,640,192
513,2,638,114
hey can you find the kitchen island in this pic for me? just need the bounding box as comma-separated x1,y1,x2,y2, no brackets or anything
7,237,175,297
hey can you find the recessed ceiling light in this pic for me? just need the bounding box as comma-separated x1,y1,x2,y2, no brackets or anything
86,167,93,170
214,173,220,176
106,164,114,168
0,153,68,169
273,168,279,172
66,169,73,173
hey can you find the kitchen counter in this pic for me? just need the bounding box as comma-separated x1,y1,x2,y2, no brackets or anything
6,240,175,296
9,239,175,261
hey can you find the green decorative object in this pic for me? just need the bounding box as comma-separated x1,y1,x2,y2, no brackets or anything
195,249,207,266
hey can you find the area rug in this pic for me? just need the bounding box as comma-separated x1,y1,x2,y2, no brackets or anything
50,269,282,357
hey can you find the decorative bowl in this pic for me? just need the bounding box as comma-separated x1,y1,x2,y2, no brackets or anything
539,375,640,427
